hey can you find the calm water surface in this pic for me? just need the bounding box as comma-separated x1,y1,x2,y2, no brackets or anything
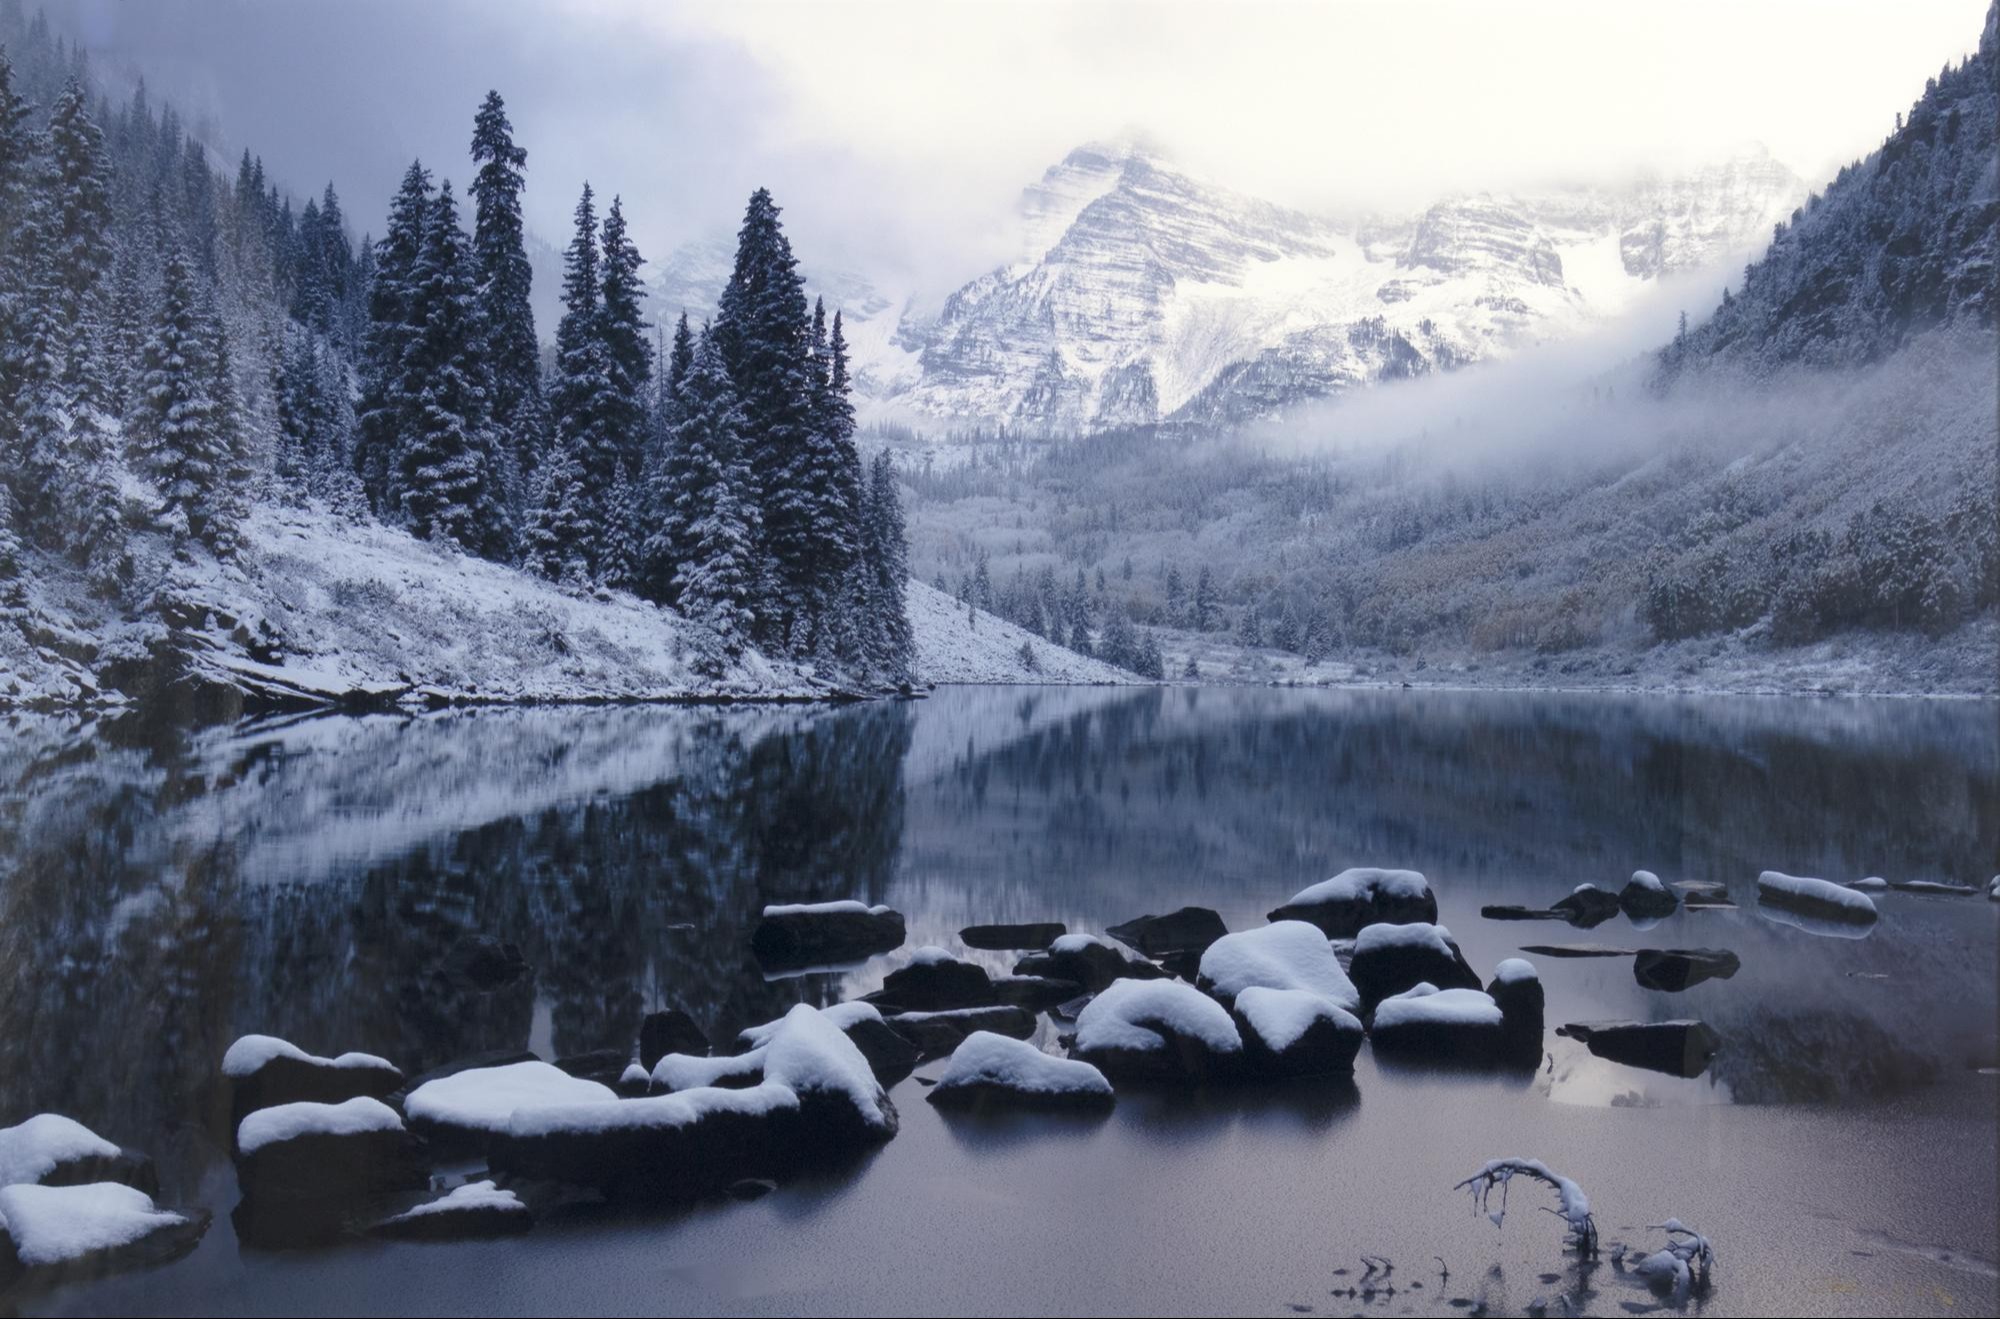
2,686,1995,1316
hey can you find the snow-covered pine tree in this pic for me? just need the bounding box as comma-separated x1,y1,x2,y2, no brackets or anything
654,329,761,659
522,438,593,586
133,249,232,548
862,450,914,680
597,194,650,572
396,179,508,556
354,160,432,512
551,182,617,575
469,90,545,502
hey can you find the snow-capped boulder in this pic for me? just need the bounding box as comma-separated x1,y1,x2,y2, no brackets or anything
1348,922,1481,1010
960,921,1067,951
1485,959,1545,1068
233,1097,427,1205
1267,867,1436,938
1632,948,1741,993
1105,907,1228,959
736,1001,920,1088
926,1033,1115,1113
1551,884,1622,927
652,1049,768,1093
749,901,906,968
222,1034,402,1127
0,1115,155,1197
884,1005,1037,1060
616,1064,650,1097
874,947,998,1011
1558,1020,1721,1078
1069,979,1244,1083
1195,920,1361,1014
367,1180,532,1242
1756,871,1878,926
1014,934,1166,991
992,974,1083,1011
1618,871,1680,919
638,1008,708,1070
1232,987,1364,1078
404,1061,618,1152
762,1004,901,1147
0,1183,209,1291
1368,984,1505,1066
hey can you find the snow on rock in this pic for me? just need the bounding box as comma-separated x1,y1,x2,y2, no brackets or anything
906,579,1139,685
0,1116,152,1196
1070,978,1244,1083
1485,960,1546,1068
884,1005,1038,1060
927,1032,1116,1112
404,1061,618,1147
1619,870,1681,918
369,1180,532,1242
1369,984,1507,1066
1232,986,1364,1077
222,1033,402,1125
762,1004,900,1140
1196,920,1361,1014
1552,883,1623,926
1756,870,1879,925
737,1001,921,1089
0,1182,208,1280
1268,867,1437,937
1349,922,1482,1009
750,902,906,968
233,1097,427,1206
652,1050,768,1093
1014,933,1166,992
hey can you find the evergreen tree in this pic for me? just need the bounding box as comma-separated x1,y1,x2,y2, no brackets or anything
649,329,760,656
355,160,432,510
468,90,545,497
133,249,232,549
44,78,109,333
597,193,649,471
860,450,914,680
522,439,592,585
551,182,617,572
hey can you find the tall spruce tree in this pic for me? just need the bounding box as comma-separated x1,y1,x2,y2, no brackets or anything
468,90,545,500
354,160,431,511
133,249,232,548
647,328,759,652
862,450,914,680
551,182,619,573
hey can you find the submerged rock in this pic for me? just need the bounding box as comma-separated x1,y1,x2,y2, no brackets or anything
367,1181,533,1242
886,1005,1038,1059
222,1034,403,1128
1196,920,1361,1014
873,947,998,1011
1368,983,1505,1066
0,1115,156,1197
1070,979,1244,1084
927,1032,1115,1113
1268,867,1436,938
1105,907,1228,959
1518,943,1636,958
1632,948,1741,993
638,1008,709,1070
993,974,1083,1011
1486,959,1545,1069
750,901,906,968
1673,880,1735,908
1015,934,1166,992
0,1183,210,1292
1618,871,1680,919
1559,1020,1721,1078
1551,885,1622,928
1232,987,1364,1078
1480,905,1568,922
959,922,1067,951
1349,922,1481,1010
1756,871,1878,926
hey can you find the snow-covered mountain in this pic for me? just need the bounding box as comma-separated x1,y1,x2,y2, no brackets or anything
855,140,1804,433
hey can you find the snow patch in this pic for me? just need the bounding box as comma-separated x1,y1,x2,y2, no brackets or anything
236,1096,403,1155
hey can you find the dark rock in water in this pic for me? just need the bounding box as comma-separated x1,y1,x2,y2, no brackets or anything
1559,1020,1721,1078
1672,880,1733,907
1051,994,1095,1022
750,901,905,968
1756,871,1878,926
1014,935,1167,992
1268,868,1436,939
1348,923,1481,1011
926,1033,1116,1113
1551,885,1621,928
223,1035,404,1129
639,1008,709,1070
993,974,1083,1011
0,1115,158,1197
874,949,998,1011
726,1178,776,1201
886,1005,1037,1059
960,922,1067,951
1106,907,1228,958
843,1017,922,1088
1368,985,1505,1067
554,1049,630,1088
1518,943,1636,958
1633,948,1742,993
367,1181,533,1241
1068,980,1246,1084
1157,947,1205,982
1485,961,1545,1069
1618,872,1681,919
234,1098,429,1206
0,1186,209,1290
1232,988,1365,1078
440,935,532,992
1481,905,1568,922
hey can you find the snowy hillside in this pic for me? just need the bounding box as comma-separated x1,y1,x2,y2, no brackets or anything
1,504,825,713
906,578,1137,684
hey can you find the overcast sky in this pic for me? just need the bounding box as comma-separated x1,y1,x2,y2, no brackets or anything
50,0,1991,290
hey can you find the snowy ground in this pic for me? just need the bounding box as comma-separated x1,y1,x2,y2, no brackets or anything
905,579,1137,685
0,505,1139,714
